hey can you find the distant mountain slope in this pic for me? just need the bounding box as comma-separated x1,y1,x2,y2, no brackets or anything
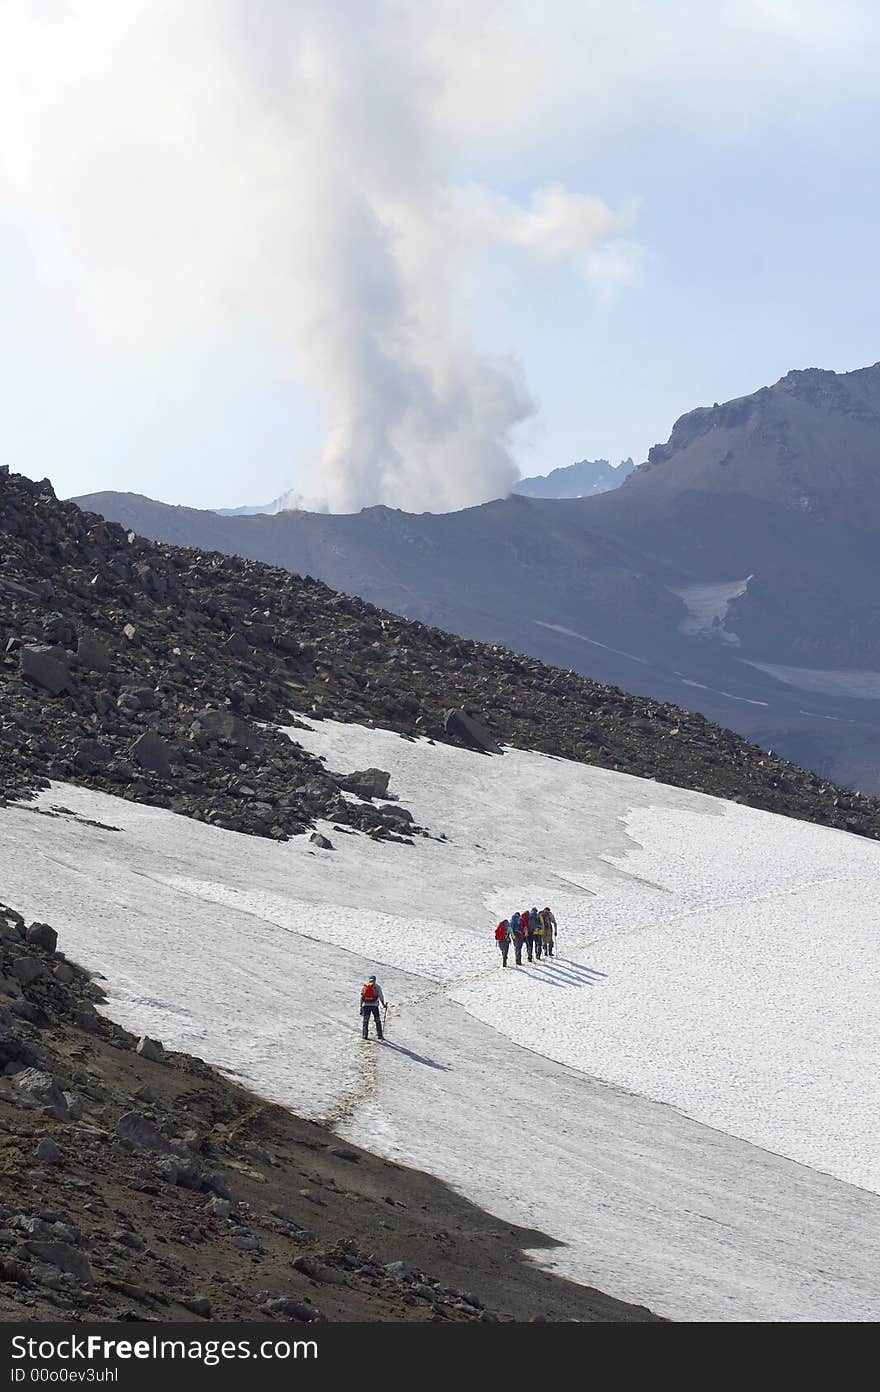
73,362,880,792
513,456,634,498
7,465,880,836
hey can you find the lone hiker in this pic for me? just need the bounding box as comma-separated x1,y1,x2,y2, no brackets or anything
542,906,558,957
360,975,386,1040
495,919,510,967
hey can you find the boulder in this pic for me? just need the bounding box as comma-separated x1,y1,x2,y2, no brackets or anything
25,1241,93,1284
180,1295,212,1318
443,708,503,755
339,768,391,800
76,633,112,672
19,646,71,696
135,1035,165,1063
25,922,58,953
74,740,113,772
377,803,414,825
190,708,258,750
62,1092,83,1121
35,1138,62,1166
309,832,333,850
0,1030,35,1070
264,1296,320,1322
132,732,173,779
115,1111,177,1156
11,957,46,988
13,1069,70,1119
74,1002,100,1033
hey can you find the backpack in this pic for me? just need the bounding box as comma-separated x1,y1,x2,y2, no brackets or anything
362,981,378,1002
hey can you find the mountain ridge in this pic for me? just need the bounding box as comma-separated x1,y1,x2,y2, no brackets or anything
71,360,880,792
4,464,880,839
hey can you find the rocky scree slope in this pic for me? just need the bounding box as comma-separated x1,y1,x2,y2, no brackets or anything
0,899,656,1322
3,466,879,839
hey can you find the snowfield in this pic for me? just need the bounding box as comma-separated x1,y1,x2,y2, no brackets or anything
3,717,880,1321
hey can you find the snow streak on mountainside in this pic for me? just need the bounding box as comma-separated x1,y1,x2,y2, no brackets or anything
3,724,880,1320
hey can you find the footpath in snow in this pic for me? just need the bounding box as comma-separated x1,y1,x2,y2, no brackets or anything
3,717,880,1320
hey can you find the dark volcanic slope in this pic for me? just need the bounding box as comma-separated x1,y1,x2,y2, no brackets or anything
0,900,655,1322
3,466,880,837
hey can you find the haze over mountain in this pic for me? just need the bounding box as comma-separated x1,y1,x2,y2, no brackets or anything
513,457,634,499
75,362,880,793
215,456,635,517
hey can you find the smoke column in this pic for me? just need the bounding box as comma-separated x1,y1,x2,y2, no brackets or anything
0,0,635,511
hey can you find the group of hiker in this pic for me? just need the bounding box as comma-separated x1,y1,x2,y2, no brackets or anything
358,903,561,1040
494,906,557,967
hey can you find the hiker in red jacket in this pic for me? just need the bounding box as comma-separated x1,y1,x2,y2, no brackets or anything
495,920,510,967
360,975,386,1039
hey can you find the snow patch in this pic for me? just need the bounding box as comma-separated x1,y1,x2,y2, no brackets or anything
744,662,880,701
670,577,750,644
4,724,880,1320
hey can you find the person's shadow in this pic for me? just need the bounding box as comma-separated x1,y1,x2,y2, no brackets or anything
522,958,608,989
379,1040,450,1070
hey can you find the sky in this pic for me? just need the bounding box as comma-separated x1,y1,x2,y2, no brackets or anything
2,1,880,513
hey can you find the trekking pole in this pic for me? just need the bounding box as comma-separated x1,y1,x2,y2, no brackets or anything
383,1003,388,1036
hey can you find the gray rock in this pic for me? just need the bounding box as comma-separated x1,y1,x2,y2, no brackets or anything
205,1197,231,1219
203,1170,232,1199
377,803,414,824
76,633,112,672
292,1256,345,1285
264,1296,320,1321
233,1233,261,1251
35,1138,62,1166
132,732,173,779
13,1070,70,1119
74,1002,101,1033
328,1145,360,1163
339,768,391,800
53,962,75,985
309,832,333,850
25,922,58,953
62,1092,83,1121
25,1240,93,1284
20,645,71,696
73,739,113,773
443,708,503,755
112,1230,145,1251
189,708,258,750
11,957,46,988
135,1035,165,1063
180,1295,212,1317
0,1031,35,1070
115,1111,177,1156
383,1260,416,1282
157,1156,205,1190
